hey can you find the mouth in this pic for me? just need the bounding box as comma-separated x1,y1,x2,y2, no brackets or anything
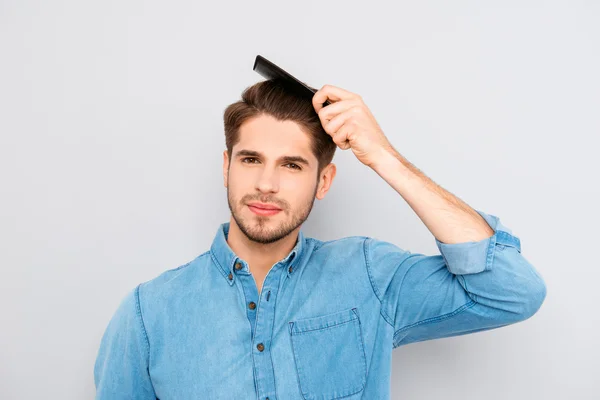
247,203,282,216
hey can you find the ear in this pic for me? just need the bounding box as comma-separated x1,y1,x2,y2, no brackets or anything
222,150,229,188
315,163,337,200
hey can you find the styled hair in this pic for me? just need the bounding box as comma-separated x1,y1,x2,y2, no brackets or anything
222,78,336,176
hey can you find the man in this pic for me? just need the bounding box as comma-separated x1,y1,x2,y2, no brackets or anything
94,78,547,399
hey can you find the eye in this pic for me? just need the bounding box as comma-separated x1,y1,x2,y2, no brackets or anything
285,163,301,170
241,157,258,164
242,158,301,170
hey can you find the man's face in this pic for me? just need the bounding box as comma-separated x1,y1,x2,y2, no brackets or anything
223,114,335,245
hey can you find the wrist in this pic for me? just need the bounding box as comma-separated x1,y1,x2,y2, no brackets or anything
370,144,402,171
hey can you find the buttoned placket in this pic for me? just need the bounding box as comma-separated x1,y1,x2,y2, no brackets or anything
229,257,295,400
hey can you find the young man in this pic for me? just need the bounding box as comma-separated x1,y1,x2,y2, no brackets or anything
94,79,547,400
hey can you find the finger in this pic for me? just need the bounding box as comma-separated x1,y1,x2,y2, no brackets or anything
323,108,354,136
312,84,360,113
332,124,352,150
317,99,356,125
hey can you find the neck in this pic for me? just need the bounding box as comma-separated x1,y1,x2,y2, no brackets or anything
226,215,300,275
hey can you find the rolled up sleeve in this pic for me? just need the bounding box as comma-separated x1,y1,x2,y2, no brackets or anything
365,210,547,349
434,210,521,275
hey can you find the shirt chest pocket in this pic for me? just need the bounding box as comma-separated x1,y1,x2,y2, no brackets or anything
288,307,367,400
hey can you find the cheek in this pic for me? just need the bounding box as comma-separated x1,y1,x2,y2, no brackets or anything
227,168,251,187
281,177,316,201
280,174,309,190
226,174,247,199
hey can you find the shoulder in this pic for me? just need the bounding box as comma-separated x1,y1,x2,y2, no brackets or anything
136,250,211,299
307,235,370,255
307,234,410,260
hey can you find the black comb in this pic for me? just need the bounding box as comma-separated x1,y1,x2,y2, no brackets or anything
252,55,331,107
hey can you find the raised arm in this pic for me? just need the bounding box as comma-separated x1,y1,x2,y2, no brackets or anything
310,84,547,348
366,209,546,348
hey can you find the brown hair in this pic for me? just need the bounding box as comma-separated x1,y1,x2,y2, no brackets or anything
223,78,336,176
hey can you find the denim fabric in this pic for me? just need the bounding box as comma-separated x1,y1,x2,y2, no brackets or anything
94,209,547,400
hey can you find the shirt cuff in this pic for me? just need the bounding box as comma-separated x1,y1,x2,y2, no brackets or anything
434,209,522,275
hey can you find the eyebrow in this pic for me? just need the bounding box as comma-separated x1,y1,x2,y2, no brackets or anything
234,149,311,167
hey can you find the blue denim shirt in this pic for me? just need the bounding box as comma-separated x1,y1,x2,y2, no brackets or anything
94,210,547,400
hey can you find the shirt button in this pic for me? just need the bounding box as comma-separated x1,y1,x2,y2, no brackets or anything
248,301,256,310
257,343,264,352
228,272,233,280
235,262,242,270
288,266,293,273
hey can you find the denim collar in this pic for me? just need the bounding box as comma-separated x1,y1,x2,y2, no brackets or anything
209,222,306,286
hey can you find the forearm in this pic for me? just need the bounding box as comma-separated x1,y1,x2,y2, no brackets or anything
369,145,494,244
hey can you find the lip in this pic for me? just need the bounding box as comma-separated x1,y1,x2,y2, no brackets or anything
248,204,282,216
247,202,281,211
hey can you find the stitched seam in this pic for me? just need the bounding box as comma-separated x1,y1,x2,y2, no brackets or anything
167,254,202,273
393,299,477,343
291,318,355,335
268,324,279,400
197,250,210,258
290,317,367,398
458,275,478,303
210,251,229,279
496,230,520,248
484,231,497,272
379,309,394,329
134,284,151,364
363,238,382,304
307,237,320,250
354,312,368,387
364,238,400,328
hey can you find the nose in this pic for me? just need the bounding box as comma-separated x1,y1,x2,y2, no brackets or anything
255,166,280,193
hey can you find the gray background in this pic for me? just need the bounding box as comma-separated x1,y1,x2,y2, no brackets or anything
1,0,598,398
